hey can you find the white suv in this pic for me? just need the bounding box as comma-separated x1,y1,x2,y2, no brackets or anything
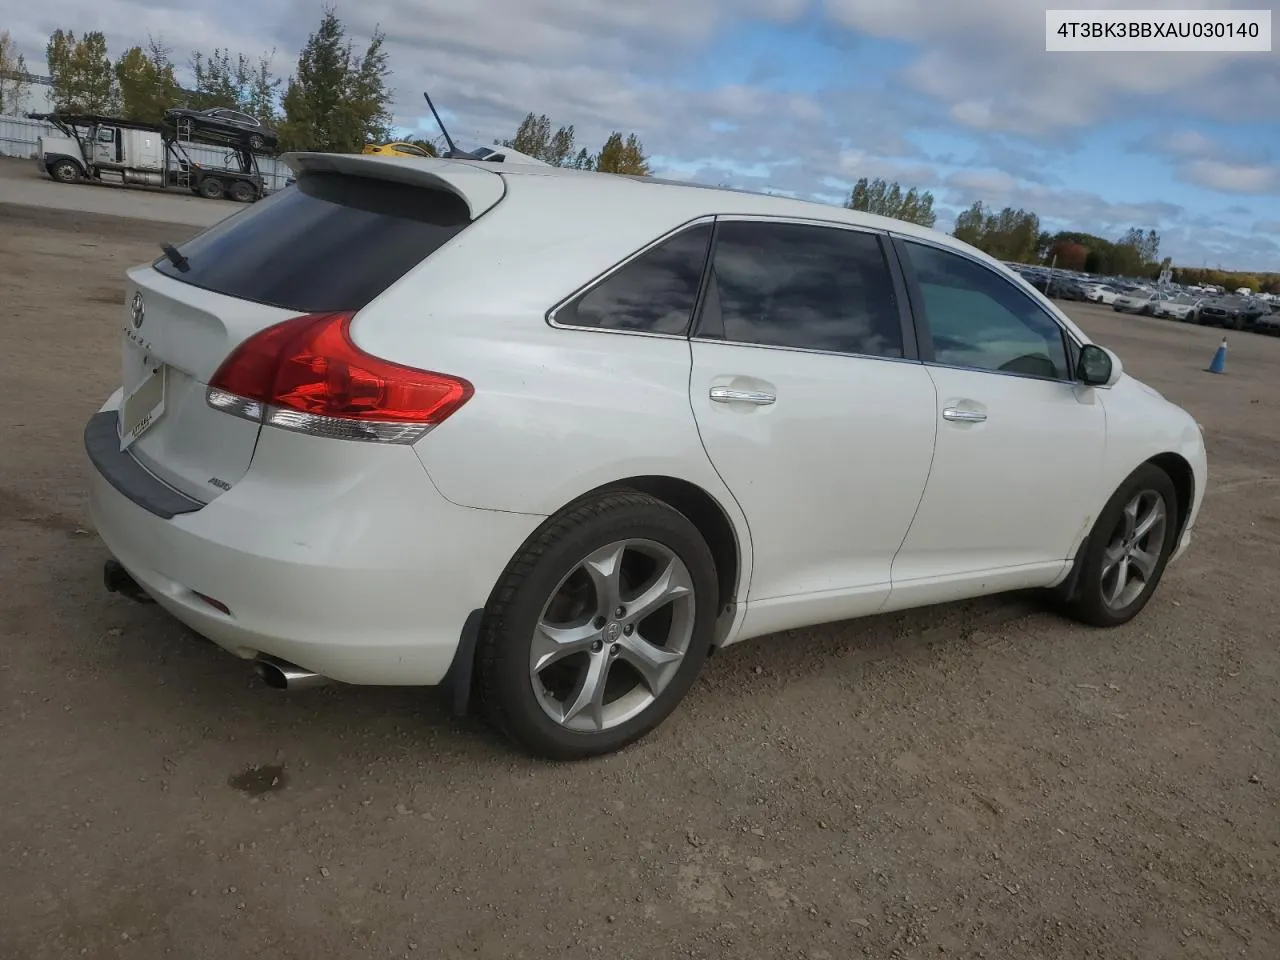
86,153,1208,759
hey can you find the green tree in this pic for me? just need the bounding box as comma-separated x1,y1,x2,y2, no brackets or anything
595,131,650,175
845,176,936,228
47,29,117,113
1109,227,1156,277
950,201,1041,262
189,48,250,110
245,52,282,123
0,30,31,116
278,7,392,153
115,38,179,124
951,200,987,247
503,112,583,166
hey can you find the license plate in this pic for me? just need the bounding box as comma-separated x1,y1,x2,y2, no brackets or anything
120,359,167,451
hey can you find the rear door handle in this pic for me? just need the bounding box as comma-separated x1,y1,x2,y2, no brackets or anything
710,386,775,405
942,407,987,422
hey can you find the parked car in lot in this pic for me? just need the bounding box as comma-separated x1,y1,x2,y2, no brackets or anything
84,155,1208,759
1084,283,1121,305
1255,311,1280,335
1113,289,1162,314
363,141,437,159
1198,295,1269,330
163,106,278,151
1043,277,1089,301
1154,294,1204,323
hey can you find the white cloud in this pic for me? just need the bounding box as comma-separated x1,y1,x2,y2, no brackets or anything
823,0,1279,135
1180,159,1280,195
6,0,1278,269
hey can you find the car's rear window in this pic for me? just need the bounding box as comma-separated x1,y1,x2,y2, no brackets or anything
154,172,472,312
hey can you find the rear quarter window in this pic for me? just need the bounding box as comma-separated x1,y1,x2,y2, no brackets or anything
154,172,471,312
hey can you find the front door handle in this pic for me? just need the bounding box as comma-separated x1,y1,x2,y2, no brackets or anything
710,386,775,405
942,407,987,422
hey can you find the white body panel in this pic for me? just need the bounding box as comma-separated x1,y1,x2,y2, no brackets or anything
123,266,300,501
95,127,166,171
84,154,1210,690
687,343,936,639
37,133,86,170
886,368,1105,609
88,391,541,685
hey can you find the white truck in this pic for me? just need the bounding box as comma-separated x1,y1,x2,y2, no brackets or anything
31,113,266,202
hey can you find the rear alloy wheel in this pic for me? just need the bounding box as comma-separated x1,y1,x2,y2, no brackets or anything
248,134,265,151
198,177,225,200
1061,464,1180,627
476,492,718,760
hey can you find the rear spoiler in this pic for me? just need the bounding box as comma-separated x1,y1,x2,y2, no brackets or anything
282,152,506,220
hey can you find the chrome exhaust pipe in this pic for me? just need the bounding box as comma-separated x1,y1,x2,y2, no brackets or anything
253,654,328,690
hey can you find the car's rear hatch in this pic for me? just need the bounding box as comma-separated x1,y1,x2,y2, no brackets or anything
116,154,505,504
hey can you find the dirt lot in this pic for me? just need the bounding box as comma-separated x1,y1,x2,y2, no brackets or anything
0,156,239,227
1,200,1277,960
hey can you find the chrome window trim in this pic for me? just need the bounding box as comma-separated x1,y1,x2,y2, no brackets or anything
545,216,717,339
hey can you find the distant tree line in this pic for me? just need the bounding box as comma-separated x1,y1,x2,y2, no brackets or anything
12,10,653,172
37,10,391,154
501,112,651,175
845,176,937,228
0,29,30,114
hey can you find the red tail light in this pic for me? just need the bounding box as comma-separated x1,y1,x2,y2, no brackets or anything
206,312,473,443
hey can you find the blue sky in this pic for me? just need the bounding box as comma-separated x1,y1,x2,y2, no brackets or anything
9,0,1280,269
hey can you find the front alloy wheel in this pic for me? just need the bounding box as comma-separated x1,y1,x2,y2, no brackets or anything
1061,463,1180,627
1100,491,1167,611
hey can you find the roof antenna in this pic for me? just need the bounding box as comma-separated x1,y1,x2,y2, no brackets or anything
422,90,461,158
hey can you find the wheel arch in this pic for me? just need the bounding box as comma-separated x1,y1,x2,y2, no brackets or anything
1146,451,1195,542
444,474,749,719
589,475,744,619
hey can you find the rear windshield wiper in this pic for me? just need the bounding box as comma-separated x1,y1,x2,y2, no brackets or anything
160,243,190,272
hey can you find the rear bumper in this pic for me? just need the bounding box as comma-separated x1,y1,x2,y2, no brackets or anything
85,404,542,686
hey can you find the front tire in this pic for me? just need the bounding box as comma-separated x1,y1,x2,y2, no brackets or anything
49,159,81,183
1062,464,1180,628
476,491,719,760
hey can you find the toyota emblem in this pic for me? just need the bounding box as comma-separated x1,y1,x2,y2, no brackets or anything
130,291,145,329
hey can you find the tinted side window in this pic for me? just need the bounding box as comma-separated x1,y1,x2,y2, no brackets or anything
704,221,904,358
901,241,1069,380
555,223,712,335
153,172,471,312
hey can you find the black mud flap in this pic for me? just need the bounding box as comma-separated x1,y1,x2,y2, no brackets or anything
441,609,484,717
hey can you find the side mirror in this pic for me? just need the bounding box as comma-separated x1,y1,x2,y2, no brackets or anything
1078,344,1122,387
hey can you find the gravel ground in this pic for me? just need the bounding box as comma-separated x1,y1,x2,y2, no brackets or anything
1,201,1277,960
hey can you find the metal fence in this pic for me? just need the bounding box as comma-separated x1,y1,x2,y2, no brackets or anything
0,114,292,190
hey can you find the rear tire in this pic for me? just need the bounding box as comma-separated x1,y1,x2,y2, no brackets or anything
228,180,256,203
475,491,719,760
1060,464,1180,628
198,177,225,200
